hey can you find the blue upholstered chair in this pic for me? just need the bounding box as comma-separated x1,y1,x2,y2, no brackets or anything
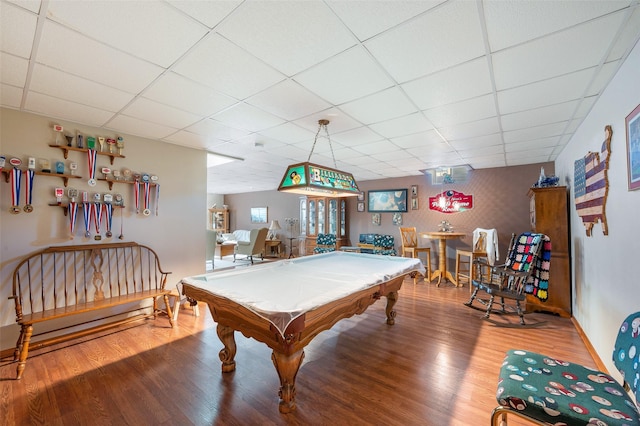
491,311,640,425
313,233,336,254
373,234,396,256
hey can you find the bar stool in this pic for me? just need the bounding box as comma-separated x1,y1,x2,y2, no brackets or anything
399,227,432,284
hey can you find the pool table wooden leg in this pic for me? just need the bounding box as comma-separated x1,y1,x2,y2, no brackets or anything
272,349,305,413
216,324,237,373
385,291,398,325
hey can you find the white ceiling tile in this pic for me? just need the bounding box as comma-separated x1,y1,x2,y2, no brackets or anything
167,0,242,29
1,2,37,58
587,61,622,94
402,57,492,110
606,6,640,61
504,136,561,153
47,1,208,67
352,140,401,155
459,143,505,158
294,46,394,105
327,0,444,41
246,79,331,121
503,122,567,143
340,87,418,124
331,126,386,147
468,155,507,169
0,53,28,87
492,12,626,90
424,94,496,128
292,109,362,134
122,97,202,129
1,83,23,108
484,0,631,52
500,100,580,131
365,0,485,82
391,130,444,149
370,149,413,162
507,152,554,164
216,1,357,76
369,113,434,139
143,72,238,117
173,34,285,100
29,64,134,112
36,22,164,93
449,133,503,151
437,117,501,141
24,91,114,127
106,115,178,140
6,0,41,14
186,119,250,141
258,123,316,144
211,103,285,133
163,130,219,150
497,68,596,114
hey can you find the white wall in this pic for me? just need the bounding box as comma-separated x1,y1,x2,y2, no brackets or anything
555,40,640,377
0,109,208,350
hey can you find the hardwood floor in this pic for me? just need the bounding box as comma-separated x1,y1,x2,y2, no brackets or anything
0,278,596,426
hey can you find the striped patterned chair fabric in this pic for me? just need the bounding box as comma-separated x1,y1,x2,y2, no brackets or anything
373,234,397,256
313,233,336,254
492,311,640,425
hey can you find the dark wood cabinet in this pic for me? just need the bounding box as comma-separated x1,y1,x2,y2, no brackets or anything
527,186,571,317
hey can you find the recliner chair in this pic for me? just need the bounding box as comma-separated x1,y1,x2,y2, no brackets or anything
234,227,268,264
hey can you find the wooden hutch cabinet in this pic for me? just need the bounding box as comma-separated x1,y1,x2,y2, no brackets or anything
301,196,348,255
527,186,571,317
209,208,229,233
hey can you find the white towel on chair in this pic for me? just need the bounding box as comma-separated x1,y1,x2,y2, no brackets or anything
473,228,499,266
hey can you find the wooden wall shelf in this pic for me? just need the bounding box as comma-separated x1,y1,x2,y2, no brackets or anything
49,202,125,216
97,178,158,190
3,170,82,187
49,144,125,165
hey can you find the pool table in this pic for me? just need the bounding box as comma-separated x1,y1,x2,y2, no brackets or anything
180,251,423,413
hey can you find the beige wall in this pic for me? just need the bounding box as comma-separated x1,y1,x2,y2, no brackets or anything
0,108,208,350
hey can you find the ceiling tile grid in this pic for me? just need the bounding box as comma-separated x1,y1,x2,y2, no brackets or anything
0,0,638,194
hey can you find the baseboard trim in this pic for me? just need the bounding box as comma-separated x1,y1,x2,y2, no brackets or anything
572,316,607,373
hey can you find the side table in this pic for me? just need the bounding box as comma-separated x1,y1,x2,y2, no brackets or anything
264,239,282,258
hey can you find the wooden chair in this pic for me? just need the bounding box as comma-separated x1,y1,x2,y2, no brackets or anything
464,232,550,325
399,227,431,284
491,311,640,425
455,228,498,291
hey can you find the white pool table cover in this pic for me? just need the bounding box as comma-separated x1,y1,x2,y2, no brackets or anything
181,251,423,336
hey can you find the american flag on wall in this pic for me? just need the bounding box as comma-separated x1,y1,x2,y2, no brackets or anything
573,125,612,236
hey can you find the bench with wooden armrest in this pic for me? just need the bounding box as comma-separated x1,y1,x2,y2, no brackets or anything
9,242,174,379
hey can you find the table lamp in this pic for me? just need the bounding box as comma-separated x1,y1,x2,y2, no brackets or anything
268,220,281,240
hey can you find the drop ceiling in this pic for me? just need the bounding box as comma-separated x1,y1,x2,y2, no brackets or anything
2,0,639,194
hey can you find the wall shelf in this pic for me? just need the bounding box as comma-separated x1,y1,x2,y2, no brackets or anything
49,202,125,216
97,177,157,190
2,170,82,187
49,144,125,165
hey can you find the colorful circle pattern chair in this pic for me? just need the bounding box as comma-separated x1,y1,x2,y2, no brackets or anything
492,311,640,425
313,233,336,254
373,234,397,256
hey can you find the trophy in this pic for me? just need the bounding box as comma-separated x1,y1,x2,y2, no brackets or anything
107,138,116,153
86,136,96,149
53,124,63,146
112,169,121,181
68,188,78,202
101,167,111,180
77,132,84,149
114,193,124,206
122,168,132,181
116,136,124,155
65,134,73,147
28,157,36,169
55,187,64,205
40,158,51,173
0,155,5,171
55,161,65,174
98,137,105,152
69,162,78,175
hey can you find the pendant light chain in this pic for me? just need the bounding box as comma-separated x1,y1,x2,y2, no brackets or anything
306,119,338,168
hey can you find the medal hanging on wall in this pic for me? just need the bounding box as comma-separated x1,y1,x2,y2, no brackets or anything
104,201,113,238
87,148,97,186
82,192,92,238
23,169,35,213
143,181,151,216
10,163,22,214
68,201,78,239
93,199,103,240
134,180,140,214
154,183,160,216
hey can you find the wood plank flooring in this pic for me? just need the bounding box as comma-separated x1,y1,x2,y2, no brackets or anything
0,278,596,426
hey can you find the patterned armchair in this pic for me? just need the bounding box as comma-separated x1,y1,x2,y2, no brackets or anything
373,234,396,256
313,233,336,254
